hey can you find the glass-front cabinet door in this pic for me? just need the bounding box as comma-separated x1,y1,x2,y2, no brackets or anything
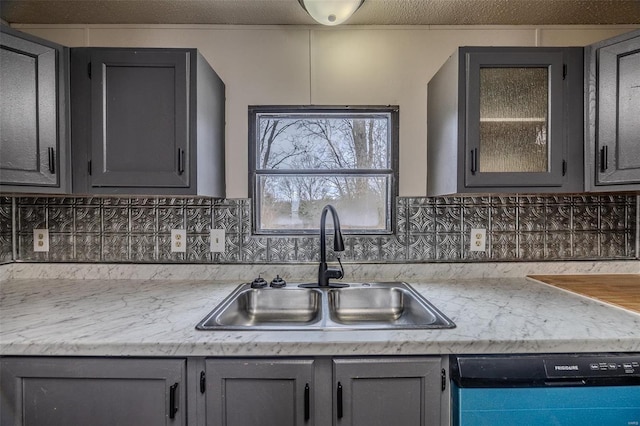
464,50,566,188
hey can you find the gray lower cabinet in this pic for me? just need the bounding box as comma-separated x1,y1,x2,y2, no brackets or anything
0,26,70,193
1,356,447,426
586,29,640,190
0,357,186,426
71,47,225,197
334,357,445,426
204,358,315,426
203,357,447,426
427,47,584,196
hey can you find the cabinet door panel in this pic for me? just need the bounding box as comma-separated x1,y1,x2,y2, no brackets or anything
597,34,640,185
90,49,190,188
350,377,422,425
22,377,168,425
0,31,58,187
465,50,565,187
334,357,443,426
617,52,640,170
0,357,186,426
205,359,314,426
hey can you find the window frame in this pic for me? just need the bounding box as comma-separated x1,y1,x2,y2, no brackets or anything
248,105,399,236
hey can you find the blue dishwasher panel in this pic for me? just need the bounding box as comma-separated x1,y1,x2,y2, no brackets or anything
454,385,640,426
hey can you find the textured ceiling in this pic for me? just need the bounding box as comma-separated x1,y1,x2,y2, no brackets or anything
1,0,639,26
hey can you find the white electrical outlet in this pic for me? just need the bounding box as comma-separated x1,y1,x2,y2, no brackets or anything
171,229,187,253
33,229,49,252
470,228,486,252
210,229,225,252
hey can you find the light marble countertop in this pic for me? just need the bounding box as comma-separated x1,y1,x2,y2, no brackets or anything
1,261,639,357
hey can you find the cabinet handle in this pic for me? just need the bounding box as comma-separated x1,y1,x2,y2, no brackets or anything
470,148,478,175
600,146,608,173
48,147,55,174
200,371,206,393
169,382,179,419
304,383,310,421
178,149,185,175
337,382,343,419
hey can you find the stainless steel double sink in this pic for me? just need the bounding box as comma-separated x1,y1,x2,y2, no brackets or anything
196,282,455,331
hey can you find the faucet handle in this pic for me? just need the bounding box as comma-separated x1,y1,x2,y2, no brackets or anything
325,267,343,280
324,257,344,280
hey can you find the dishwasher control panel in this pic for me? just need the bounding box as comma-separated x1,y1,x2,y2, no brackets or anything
452,353,640,387
545,355,640,378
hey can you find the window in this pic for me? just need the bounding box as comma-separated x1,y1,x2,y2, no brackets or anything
249,106,398,235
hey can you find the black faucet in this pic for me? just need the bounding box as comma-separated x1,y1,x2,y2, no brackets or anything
318,204,345,287
300,204,348,288
298,204,348,288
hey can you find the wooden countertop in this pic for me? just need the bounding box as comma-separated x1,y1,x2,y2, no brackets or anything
529,274,640,314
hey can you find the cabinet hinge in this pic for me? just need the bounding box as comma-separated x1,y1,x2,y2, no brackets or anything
200,371,206,393
562,160,567,176
88,62,92,79
441,368,447,391
88,160,92,176
562,64,567,80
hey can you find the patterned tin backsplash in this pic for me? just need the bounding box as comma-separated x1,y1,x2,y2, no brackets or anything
0,194,636,264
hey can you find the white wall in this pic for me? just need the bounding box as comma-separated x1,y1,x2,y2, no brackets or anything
15,24,638,197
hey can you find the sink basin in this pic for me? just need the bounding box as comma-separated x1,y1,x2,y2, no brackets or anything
196,282,455,331
328,284,440,326
197,287,322,329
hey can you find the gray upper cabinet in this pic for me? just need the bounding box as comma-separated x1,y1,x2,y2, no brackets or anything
0,357,186,426
427,47,584,196
586,29,640,191
0,26,70,193
71,47,225,197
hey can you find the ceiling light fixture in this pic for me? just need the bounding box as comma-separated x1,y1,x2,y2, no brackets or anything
298,0,365,26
